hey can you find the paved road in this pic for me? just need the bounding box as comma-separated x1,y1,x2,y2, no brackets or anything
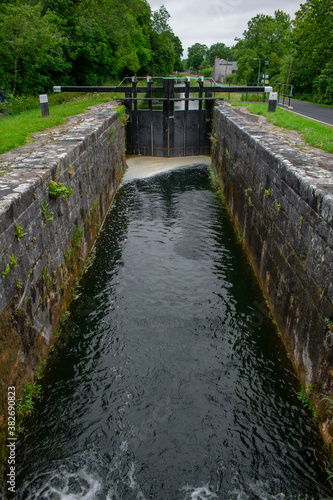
280,99,333,126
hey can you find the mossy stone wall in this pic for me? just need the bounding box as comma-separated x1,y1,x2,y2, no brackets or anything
212,103,333,442
0,102,126,457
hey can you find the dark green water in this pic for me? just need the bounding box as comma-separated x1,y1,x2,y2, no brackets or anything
14,166,332,499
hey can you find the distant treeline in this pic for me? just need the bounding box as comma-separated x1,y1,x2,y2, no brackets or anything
0,1,183,95
1,0,332,104
187,0,333,104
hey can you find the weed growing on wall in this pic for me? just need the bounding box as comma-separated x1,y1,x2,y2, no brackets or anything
41,202,54,225
2,264,10,278
16,381,41,428
68,164,75,178
116,105,128,126
71,225,84,247
298,383,317,420
9,254,18,268
325,318,333,332
274,199,281,214
49,181,73,201
208,132,218,147
208,165,226,205
321,395,333,416
14,224,27,241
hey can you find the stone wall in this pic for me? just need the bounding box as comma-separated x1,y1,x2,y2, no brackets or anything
212,103,333,440
0,102,126,450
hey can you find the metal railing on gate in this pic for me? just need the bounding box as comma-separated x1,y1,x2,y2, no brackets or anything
207,80,293,106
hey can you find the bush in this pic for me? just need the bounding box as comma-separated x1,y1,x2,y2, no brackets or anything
1,93,40,115
203,67,212,78
314,62,333,105
240,93,264,102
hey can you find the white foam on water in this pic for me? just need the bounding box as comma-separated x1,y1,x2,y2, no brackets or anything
20,466,102,499
181,484,219,500
16,448,120,500
120,439,128,452
16,457,320,500
126,461,147,500
248,480,286,500
122,156,211,183
181,476,317,500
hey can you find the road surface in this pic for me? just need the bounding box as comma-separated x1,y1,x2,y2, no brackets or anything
280,99,333,126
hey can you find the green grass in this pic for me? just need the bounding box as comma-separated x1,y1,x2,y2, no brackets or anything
213,92,248,103
232,102,333,153
0,93,119,155
2,90,332,156
212,90,269,104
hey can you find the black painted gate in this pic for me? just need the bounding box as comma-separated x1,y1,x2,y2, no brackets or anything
126,109,211,157
53,78,271,158
125,78,213,157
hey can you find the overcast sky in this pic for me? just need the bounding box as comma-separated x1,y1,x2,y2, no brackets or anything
148,0,302,57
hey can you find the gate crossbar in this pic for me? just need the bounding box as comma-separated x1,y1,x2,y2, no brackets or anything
53,85,272,95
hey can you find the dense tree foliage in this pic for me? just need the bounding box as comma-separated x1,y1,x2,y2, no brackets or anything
291,0,333,102
148,5,183,75
187,43,208,71
0,0,183,95
1,0,332,104
232,10,292,83
0,3,68,94
188,0,333,103
207,43,233,67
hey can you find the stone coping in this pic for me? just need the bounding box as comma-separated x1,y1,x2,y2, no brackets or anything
0,102,118,222
217,103,333,229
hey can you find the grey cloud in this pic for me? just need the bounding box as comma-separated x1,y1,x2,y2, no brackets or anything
148,0,301,56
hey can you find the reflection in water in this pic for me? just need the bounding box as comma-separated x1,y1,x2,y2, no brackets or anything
14,166,332,499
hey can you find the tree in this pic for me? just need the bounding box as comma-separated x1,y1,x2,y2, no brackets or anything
207,43,233,66
152,5,171,34
187,43,208,71
232,10,292,83
67,16,116,85
147,4,183,76
0,3,68,94
291,0,333,99
171,34,184,72
79,0,153,79
0,0,183,93
148,31,176,75
314,62,333,104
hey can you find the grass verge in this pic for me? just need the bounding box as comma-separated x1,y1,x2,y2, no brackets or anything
232,102,333,154
0,93,120,155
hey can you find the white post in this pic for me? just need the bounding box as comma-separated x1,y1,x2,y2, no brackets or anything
268,91,278,113
39,95,49,117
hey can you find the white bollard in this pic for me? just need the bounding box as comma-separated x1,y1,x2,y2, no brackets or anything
268,91,278,113
39,94,49,117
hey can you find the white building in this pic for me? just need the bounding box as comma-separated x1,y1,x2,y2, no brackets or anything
211,57,238,83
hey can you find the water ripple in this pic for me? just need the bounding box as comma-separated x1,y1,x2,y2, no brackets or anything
14,166,331,499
